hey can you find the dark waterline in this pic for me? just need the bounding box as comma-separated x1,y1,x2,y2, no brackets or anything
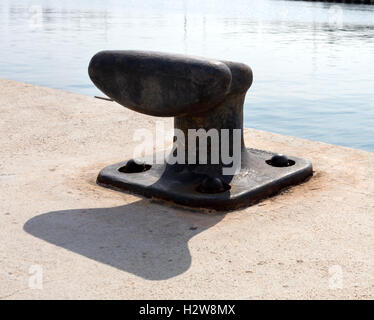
0,0,373,151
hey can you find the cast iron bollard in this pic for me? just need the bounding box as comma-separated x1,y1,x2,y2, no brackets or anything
89,50,312,210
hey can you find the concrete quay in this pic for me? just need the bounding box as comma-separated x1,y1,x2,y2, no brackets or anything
0,78,373,299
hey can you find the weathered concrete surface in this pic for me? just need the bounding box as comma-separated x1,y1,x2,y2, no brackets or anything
0,77,374,299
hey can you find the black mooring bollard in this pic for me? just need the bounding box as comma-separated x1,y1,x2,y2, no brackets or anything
89,50,312,210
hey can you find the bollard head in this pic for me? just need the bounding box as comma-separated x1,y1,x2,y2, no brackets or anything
88,50,252,117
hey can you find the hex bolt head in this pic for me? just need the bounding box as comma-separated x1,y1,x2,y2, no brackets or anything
197,177,230,193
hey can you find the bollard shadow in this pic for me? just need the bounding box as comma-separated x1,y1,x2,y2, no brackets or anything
23,200,225,280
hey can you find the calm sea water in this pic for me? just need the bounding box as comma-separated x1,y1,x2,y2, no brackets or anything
1,0,373,151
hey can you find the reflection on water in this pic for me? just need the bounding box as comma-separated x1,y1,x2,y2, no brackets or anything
0,0,373,151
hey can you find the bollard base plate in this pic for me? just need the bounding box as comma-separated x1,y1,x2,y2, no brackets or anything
97,148,313,211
